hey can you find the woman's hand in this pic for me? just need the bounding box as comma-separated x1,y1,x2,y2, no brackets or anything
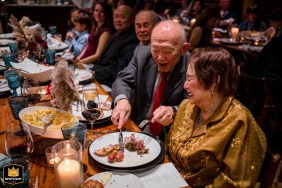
151,106,175,126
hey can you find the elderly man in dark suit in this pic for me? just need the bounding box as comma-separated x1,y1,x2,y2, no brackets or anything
92,5,139,87
111,20,190,140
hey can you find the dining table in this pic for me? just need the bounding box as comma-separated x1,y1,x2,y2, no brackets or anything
0,73,190,188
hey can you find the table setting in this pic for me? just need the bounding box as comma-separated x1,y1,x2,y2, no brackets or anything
0,16,189,188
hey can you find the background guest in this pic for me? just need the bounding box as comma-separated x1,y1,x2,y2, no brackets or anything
239,4,267,32
92,5,139,88
218,0,239,28
64,8,81,49
75,0,114,70
111,20,189,141
135,9,158,45
179,0,204,25
187,7,220,51
166,47,266,187
69,12,91,58
266,10,282,39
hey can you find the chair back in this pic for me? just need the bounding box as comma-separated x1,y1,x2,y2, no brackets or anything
258,151,281,188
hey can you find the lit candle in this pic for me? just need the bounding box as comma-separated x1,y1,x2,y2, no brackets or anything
57,159,82,188
231,27,239,40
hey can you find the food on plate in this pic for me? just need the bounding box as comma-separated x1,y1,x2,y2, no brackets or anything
80,179,104,188
100,172,112,184
21,109,75,129
0,49,8,55
124,134,149,154
94,144,124,163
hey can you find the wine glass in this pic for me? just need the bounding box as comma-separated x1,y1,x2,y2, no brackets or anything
5,120,34,157
22,79,41,106
81,88,101,130
4,69,20,96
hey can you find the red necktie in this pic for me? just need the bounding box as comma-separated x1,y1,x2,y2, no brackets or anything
150,72,168,137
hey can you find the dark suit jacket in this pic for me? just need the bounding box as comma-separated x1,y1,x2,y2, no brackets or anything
112,45,188,126
92,25,139,87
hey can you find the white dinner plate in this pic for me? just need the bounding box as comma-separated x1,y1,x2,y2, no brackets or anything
47,36,68,51
0,79,9,93
56,51,74,61
86,171,145,188
71,95,112,122
219,38,241,45
0,33,15,39
89,132,161,168
0,39,14,46
75,69,93,82
0,60,8,71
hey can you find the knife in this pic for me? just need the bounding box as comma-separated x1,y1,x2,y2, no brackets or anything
118,129,124,152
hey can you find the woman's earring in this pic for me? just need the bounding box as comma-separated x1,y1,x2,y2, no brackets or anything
211,90,214,97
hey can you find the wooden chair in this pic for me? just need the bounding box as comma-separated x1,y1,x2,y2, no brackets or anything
258,151,281,188
239,71,281,129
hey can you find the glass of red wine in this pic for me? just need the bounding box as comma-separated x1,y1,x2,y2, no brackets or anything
22,79,41,106
81,88,101,130
5,120,34,157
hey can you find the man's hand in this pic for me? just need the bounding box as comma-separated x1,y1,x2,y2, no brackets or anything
151,106,174,126
111,99,131,129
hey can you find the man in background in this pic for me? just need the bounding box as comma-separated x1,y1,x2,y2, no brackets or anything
135,10,158,45
92,5,139,88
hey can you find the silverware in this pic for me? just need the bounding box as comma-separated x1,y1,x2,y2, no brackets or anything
118,129,124,152
41,113,56,134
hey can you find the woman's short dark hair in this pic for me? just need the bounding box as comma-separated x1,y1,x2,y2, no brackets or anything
188,47,239,97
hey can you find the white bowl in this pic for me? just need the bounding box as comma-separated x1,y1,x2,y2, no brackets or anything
11,58,54,83
19,106,79,139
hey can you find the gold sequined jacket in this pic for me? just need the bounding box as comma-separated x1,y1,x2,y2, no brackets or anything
165,97,267,188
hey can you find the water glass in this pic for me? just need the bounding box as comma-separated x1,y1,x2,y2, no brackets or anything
49,26,57,36
53,140,83,188
7,95,28,120
3,53,17,68
45,49,56,65
0,155,30,188
8,42,18,54
4,70,20,95
61,122,87,149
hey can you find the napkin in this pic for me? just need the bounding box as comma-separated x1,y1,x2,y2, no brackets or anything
136,162,188,188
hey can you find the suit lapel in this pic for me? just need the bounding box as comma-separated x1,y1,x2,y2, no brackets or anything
161,56,186,103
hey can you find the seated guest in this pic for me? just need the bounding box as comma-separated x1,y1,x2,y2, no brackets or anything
135,9,158,45
179,0,204,25
239,4,267,32
265,10,282,39
70,12,91,58
218,0,239,28
75,0,114,70
187,7,220,51
111,20,190,141
92,5,139,87
252,11,282,119
166,47,267,187
64,8,81,49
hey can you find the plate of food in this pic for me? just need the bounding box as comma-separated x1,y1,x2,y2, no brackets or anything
75,69,93,83
219,38,241,45
0,47,10,57
0,39,14,46
82,171,145,188
0,33,15,39
89,132,161,168
0,79,9,93
19,106,79,139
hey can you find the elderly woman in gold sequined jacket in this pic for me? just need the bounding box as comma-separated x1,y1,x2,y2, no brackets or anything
165,47,267,188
